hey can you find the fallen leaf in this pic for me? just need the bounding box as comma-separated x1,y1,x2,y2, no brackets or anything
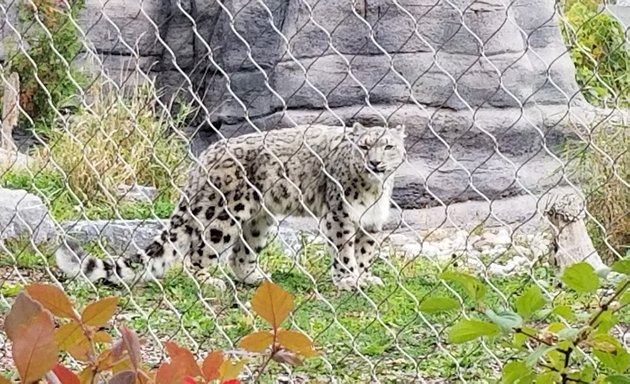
4,292,43,340
276,330,319,357
26,283,78,319
13,311,58,383
238,331,274,353
201,351,224,381
250,280,294,330
81,297,118,327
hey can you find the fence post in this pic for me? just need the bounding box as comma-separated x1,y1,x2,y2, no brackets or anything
1,72,19,151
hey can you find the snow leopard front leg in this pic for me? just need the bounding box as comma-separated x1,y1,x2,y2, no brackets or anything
324,204,361,291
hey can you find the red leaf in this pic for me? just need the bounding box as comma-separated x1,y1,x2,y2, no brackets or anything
51,363,80,384
155,362,187,384
163,341,202,379
12,311,58,383
25,283,78,319
4,292,43,340
121,326,141,370
183,376,198,384
201,351,224,381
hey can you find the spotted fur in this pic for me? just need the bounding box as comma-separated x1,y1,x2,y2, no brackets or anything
55,122,406,290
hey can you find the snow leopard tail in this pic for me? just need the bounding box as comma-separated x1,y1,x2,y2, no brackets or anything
55,237,167,285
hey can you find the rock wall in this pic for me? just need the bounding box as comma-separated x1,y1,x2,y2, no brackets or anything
0,0,591,209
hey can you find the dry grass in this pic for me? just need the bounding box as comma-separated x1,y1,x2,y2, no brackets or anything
31,81,192,208
565,121,630,261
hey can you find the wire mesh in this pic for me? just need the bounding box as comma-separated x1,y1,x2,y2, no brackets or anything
0,0,629,382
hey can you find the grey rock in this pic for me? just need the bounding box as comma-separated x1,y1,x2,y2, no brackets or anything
60,220,166,257
116,184,159,203
0,188,57,244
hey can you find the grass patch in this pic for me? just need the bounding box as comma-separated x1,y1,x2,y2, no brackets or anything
2,236,626,382
564,121,630,262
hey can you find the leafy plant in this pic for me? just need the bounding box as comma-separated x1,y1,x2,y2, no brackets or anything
30,81,190,210
1,280,319,383
5,0,86,128
426,262,630,382
560,0,630,106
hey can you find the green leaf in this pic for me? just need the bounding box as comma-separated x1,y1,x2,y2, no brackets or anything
551,305,575,321
515,285,547,319
447,319,500,344
534,371,562,384
620,291,630,306
612,260,630,275
557,327,579,341
484,308,523,332
419,297,460,313
607,375,630,384
594,348,630,373
594,310,618,333
526,345,556,367
562,263,600,293
501,361,534,384
441,271,487,301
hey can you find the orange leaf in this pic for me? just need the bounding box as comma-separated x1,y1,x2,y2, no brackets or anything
219,359,245,381
201,351,224,381
276,330,320,357
155,361,187,384
12,311,58,383
164,341,202,379
77,367,94,384
237,331,274,353
250,280,294,329
67,335,92,362
55,322,86,350
81,297,118,327
0,376,10,384
93,330,113,344
51,363,80,384
26,283,78,319
4,292,43,340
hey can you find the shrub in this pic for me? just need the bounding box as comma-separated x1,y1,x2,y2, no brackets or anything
32,82,191,212
5,0,86,128
561,0,630,106
427,263,630,382
1,280,319,383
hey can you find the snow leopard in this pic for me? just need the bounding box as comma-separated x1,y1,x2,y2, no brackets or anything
55,122,406,290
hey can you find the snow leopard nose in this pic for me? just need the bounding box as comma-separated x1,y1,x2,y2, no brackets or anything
368,161,384,172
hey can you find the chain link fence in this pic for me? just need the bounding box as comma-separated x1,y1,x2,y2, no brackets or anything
0,0,629,382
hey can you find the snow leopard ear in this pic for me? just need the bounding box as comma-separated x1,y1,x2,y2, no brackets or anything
392,124,406,138
352,122,366,135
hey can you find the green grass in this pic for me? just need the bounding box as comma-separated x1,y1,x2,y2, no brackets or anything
0,168,175,221
2,236,626,382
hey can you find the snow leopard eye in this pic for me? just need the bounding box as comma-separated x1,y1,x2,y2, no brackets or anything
385,144,394,150
359,145,370,151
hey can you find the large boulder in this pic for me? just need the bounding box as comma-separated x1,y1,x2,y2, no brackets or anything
0,188,57,244
0,0,595,210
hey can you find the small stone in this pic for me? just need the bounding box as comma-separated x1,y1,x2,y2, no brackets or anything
117,184,158,203
0,188,57,244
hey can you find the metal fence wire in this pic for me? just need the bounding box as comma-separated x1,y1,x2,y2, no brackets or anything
0,0,629,382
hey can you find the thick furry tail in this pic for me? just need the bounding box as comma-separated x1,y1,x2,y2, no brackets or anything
55,238,144,284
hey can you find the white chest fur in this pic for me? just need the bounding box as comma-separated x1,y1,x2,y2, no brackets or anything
348,181,393,232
